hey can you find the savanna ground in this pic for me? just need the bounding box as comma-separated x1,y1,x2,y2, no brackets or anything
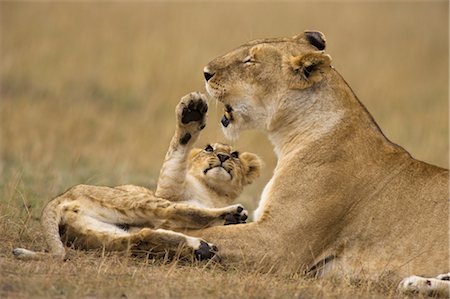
0,2,448,298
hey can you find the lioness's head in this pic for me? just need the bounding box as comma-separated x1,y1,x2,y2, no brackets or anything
188,143,262,199
203,31,334,140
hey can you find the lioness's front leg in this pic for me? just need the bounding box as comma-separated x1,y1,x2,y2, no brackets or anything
155,92,208,201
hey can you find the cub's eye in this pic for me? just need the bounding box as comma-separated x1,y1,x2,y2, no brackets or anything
230,151,239,159
204,145,214,152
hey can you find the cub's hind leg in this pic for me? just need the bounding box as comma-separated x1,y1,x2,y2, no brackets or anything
129,228,218,260
115,185,154,195
64,224,218,260
60,211,218,260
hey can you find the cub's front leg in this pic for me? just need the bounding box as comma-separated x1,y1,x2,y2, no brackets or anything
155,92,208,201
159,203,248,230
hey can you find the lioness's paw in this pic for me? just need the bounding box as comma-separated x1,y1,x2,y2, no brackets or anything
398,275,450,296
223,204,248,225
12,248,32,259
177,92,208,128
399,276,427,294
436,272,450,280
191,240,219,261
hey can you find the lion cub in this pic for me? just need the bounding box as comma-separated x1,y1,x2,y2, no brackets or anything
13,92,262,261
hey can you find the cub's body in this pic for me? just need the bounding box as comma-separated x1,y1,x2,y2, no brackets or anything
13,93,261,260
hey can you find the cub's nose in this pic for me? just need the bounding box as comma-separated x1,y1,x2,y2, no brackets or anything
204,71,214,82
217,154,229,163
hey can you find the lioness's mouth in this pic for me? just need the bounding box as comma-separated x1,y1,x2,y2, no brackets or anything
221,104,234,128
221,115,230,127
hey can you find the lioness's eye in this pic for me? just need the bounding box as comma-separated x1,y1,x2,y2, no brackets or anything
243,56,255,64
204,145,214,152
231,151,239,159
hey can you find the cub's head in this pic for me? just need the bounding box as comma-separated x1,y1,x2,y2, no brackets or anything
203,31,333,140
188,143,262,201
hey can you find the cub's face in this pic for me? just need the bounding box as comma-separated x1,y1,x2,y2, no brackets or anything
203,31,332,139
188,143,262,199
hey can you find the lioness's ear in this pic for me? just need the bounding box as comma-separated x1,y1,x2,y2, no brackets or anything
284,51,332,89
293,30,327,50
240,152,263,185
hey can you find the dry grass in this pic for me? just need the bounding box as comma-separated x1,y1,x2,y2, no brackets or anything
0,251,405,299
0,2,448,298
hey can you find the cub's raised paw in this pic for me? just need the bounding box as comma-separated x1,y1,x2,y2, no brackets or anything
177,92,208,128
193,240,219,261
224,205,248,225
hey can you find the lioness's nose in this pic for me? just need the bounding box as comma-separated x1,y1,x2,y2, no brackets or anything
203,68,215,82
217,154,229,163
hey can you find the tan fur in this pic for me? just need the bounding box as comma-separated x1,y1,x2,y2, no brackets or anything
195,31,448,290
13,93,262,261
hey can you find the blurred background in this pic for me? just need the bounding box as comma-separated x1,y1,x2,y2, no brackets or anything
1,2,448,218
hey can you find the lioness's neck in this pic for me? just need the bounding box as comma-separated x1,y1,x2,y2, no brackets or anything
267,69,394,159
267,72,345,158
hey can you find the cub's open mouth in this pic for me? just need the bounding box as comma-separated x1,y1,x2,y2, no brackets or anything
221,104,234,128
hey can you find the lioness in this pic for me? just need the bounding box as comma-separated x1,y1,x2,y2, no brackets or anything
190,31,449,296
13,92,262,261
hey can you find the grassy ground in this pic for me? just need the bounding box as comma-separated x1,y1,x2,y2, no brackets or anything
1,2,448,298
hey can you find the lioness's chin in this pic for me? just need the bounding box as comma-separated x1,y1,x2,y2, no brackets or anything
205,85,223,103
221,124,241,141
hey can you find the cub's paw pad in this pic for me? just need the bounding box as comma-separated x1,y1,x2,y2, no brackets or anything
194,241,218,261
179,132,192,145
180,93,208,125
224,205,248,225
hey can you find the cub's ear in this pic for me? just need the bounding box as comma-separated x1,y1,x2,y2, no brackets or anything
284,51,332,89
240,152,263,185
293,30,327,50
